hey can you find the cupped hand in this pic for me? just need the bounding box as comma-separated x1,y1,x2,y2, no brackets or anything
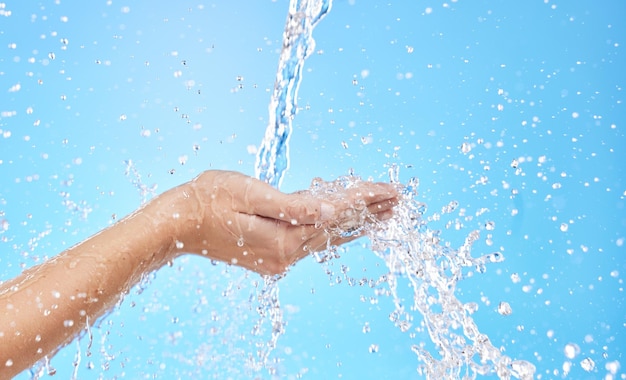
163,171,398,275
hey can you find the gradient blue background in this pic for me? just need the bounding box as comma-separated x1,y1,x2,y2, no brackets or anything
1,1,624,379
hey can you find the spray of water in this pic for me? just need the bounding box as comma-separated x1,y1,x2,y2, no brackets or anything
308,168,536,379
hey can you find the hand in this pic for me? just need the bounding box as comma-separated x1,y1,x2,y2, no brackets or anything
158,171,398,275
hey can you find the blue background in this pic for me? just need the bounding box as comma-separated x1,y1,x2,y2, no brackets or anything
1,0,624,379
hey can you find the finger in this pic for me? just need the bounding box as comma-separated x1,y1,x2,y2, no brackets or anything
328,183,398,217
299,207,394,253
366,197,399,215
278,207,395,271
345,182,399,205
227,172,397,225
374,208,395,221
304,230,360,254
273,182,397,226
249,188,335,225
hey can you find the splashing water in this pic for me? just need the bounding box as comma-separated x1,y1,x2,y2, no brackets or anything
307,169,536,379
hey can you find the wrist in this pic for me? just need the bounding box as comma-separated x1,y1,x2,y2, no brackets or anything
144,181,202,259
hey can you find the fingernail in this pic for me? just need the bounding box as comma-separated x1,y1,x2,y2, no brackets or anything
321,202,335,221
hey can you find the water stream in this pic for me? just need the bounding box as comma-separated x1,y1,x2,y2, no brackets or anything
255,0,332,189
252,0,332,374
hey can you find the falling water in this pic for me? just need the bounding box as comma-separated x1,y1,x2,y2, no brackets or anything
255,0,332,189
252,0,333,375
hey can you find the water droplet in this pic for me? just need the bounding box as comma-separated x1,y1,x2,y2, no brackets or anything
487,252,503,263
610,270,619,278
461,141,472,154
441,200,459,214
497,301,512,316
560,223,569,232
368,344,379,353
237,237,244,247
606,360,619,374
580,357,595,372
362,322,371,334
564,343,580,359
388,163,400,183
48,52,55,60
485,221,495,231
510,360,536,379
44,356,56,375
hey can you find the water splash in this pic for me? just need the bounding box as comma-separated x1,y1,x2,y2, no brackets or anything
307,169,536,379
123,159,158,204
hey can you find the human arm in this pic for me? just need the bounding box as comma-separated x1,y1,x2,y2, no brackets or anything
0,170,397,377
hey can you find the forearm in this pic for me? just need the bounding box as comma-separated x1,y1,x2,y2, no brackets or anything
0,194,178,377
